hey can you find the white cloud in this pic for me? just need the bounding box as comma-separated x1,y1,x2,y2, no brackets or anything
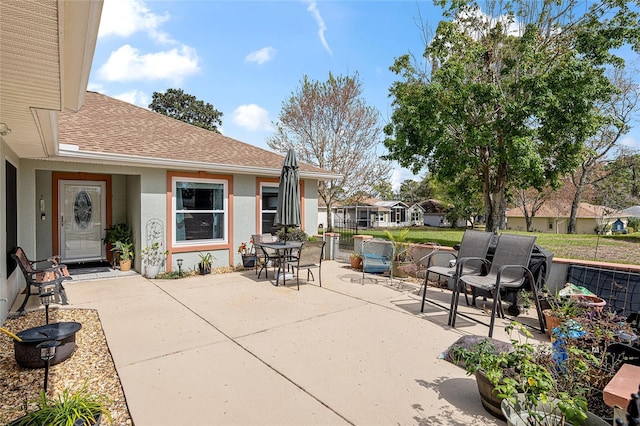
232,104,273,131
245,47,277,65
87,82,105,93
98,0,172,43
391,168,420,193
456,5,523,40
305,1,333,56
97,44,200,85
112,89,149,107
621,134,640,149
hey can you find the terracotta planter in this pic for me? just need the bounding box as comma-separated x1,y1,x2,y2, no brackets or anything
119,259,132,271
350,257,362,270
543,310,562,338
570,294,606,312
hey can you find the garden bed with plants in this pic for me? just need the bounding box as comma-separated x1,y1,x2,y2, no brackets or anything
0,309,132,425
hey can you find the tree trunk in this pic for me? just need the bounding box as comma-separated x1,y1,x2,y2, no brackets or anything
485,191,505,233
525,213,533,232
325,206,333,232
568,168,588,234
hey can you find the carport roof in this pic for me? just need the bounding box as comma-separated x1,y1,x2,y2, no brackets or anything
55,92,339,180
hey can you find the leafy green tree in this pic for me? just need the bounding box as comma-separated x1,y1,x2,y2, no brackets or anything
567,68,640,233
384,0,640,232
398,178,434,204
268,72,391,230
372,180,395,201
149,88,223,133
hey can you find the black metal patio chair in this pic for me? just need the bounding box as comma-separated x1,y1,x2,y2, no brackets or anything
11,247,71,312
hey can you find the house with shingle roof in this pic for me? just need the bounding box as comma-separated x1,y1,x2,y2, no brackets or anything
505,201,629,234
0,1,337,323
324,198,411,228
51,92,337,271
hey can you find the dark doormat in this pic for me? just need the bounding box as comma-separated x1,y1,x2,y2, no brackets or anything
66,261,113,275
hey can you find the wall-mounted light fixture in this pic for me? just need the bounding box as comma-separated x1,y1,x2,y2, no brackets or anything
40,195,46,220
0,122,11,136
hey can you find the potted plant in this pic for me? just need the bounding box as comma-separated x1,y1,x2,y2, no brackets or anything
383,228,410,278
111,241,134,271
349,251,362,270
237,241,256,268
9,385,112,425
542,295,588,339
103,223,131,266
198,252,213,275
141,242,168,278
452,322,599,425
276,227,308,242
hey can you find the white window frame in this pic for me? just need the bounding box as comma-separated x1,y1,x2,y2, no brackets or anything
260,183,279,234
172,176,228,247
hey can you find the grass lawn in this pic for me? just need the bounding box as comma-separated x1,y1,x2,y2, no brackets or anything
353,227,640,265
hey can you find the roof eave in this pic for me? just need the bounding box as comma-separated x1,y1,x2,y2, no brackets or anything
53,148,341,180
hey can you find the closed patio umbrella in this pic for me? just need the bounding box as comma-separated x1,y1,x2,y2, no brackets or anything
274,148,301,236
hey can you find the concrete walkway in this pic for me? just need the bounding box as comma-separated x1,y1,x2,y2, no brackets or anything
24,260,547,425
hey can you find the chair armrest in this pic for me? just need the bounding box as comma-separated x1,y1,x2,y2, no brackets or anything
457,256,491,277
495,264,534,288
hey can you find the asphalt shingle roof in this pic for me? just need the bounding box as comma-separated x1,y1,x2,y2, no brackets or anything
58,92,333,177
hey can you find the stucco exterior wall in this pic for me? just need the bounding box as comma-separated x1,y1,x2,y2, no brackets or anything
303,179,318,234
1,142,21,322
13,160,322,274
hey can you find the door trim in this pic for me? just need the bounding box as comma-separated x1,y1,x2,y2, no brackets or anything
52,172,112,257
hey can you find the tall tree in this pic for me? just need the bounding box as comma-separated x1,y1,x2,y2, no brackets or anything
267,72,391,230
398,177,434,204
383,0,640,232
149,88,223,133
372,180,395,201
567,68,640,233
513,187,552,232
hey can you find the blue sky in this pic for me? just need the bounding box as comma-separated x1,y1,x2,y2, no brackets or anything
88,0,640,191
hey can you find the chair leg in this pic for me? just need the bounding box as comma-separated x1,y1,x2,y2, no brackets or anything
450,279,464,328
318,267,322,287
420,274,429,312
58,283,69,305
16,284,32,312
488,287,501,338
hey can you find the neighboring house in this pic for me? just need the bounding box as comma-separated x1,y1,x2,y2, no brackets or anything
416,199,468,227
505,202,629,234
623,205,640,218
334,198,412,228
0,1,338,324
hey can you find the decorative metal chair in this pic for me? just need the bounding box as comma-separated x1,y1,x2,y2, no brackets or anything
361,239,394,284
398,242,440,292
452,234,545,337
11,247,71,312
288,241,325,290
252,233,278,278
421,230,493,318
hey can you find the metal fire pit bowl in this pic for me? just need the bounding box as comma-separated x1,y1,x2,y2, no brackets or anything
14,322,82,369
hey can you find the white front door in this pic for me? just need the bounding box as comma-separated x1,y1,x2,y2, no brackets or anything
59,180,106,262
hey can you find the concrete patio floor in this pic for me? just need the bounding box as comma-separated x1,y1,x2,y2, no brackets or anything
12,259,549,425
